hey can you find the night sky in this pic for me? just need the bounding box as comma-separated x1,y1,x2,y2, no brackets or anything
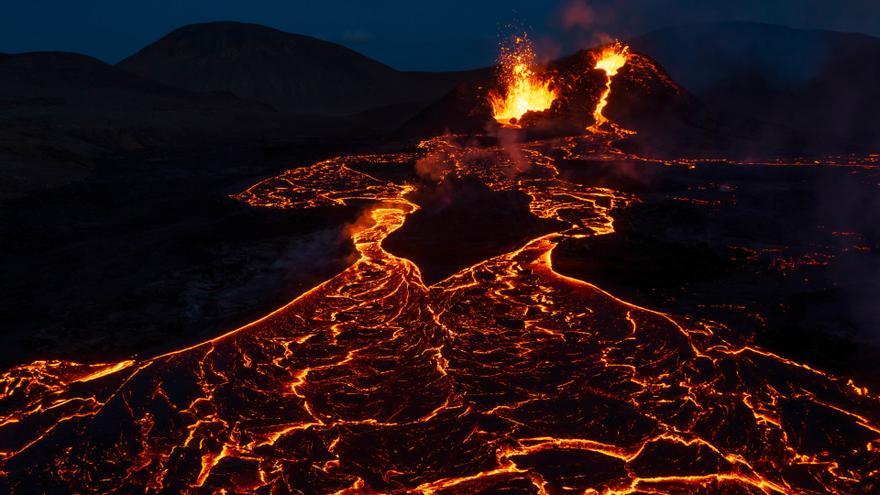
3,0,880,70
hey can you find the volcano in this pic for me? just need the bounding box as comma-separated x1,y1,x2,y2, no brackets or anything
2,24,880,495
402,42,808,159
401,43,684,137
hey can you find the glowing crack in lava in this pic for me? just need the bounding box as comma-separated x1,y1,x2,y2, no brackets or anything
488,34,557,127
1,134,880,494
590,42,631,133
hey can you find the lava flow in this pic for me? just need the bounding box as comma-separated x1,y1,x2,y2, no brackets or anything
1,131,879,494
589,43,632,133
488,34,557,127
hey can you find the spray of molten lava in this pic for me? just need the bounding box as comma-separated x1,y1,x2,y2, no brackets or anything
488,35,557,127
590,42,630,132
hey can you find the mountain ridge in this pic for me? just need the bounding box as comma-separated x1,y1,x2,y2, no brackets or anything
117,21,480,116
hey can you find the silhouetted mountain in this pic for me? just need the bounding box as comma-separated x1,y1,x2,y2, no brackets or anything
0,51,361,197
630,22,880,152
118,22,478,116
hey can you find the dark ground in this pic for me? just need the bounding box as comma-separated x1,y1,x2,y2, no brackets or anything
551,157,880,387
0,144,368,367
384,176,563,284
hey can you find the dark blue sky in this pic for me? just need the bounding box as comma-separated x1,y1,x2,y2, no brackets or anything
3,0,880,70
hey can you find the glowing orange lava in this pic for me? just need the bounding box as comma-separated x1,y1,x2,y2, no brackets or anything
488,35,557,127
590,42,631,132
1,135,879,494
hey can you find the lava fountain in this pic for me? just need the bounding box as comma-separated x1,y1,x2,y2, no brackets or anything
488,34,557,127
590,42,631,132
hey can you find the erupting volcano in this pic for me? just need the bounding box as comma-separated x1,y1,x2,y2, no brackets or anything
2,21,880,495
488,34,557,127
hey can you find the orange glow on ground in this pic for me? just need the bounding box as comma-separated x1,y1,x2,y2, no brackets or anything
1,135,878,493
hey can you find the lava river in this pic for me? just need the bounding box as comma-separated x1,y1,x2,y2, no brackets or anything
1,134,879,495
